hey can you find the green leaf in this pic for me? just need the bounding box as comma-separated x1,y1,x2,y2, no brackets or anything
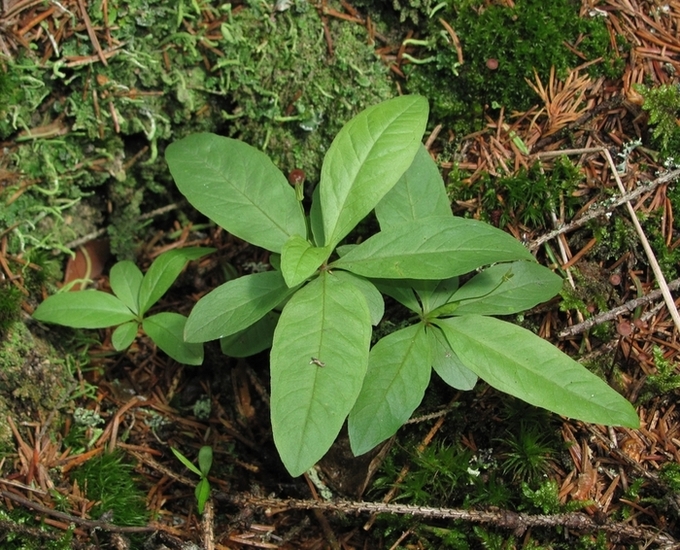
318,95,429,248
413,277,459,314
109,261,143,314
219,312,278,357
198,446,213,476
332,216,534,279
143,313,204,365
349,324,431,456
33,291,135,328
371,279,422,313
435,316,639,427
184,271,294,343
111,321,139,351
138,248,214,315
281,235,330,287
375,144,452,230
309,184,325,246
445,261,562,316
332,271,384,326
170,447,202,476
166,133,306,253
428,326,477,390
270,271,372,476
195,478,210,514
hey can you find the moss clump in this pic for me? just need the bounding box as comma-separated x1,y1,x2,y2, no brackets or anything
220,2,396,182
449,156,584,228
70,451,148,528
637,83,680,160
0,507,75,550
400,0,621,134
0,285,22,335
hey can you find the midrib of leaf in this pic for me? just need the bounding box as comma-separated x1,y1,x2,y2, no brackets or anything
291,273,330,469
325,106,416,241
377,324,423,395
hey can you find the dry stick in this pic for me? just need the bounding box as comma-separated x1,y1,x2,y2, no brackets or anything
201,499,215,550
0,490,156,534
528,166,680,251
228,494,678,548
601,148,680,334
127,450,677,547
558,277,680,338
362,405,450,531
76,0,108,66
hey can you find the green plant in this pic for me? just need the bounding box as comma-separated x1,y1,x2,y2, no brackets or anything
450,156,584,228
32,247,213,365
166,95,638,477
500,423,556,484
520,479,562,515
171,445,213,514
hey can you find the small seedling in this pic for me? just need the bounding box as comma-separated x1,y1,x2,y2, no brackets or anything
32,248,213,365
499,424,556,484
166,95,639,477
171,446,213,514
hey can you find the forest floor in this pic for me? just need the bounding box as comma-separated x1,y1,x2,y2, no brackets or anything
1,1,680,549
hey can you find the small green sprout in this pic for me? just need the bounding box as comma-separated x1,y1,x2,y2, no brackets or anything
32,247,213,365
171,446,213,514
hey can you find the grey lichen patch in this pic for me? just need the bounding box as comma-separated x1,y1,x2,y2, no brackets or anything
0,321,75,455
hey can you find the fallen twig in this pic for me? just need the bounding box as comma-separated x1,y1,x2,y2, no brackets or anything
0,490,156,534
601,148,680,334
529,166,680,250
225,493,678,548
558,278,680,338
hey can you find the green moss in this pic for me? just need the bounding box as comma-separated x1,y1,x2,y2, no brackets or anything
637,82,680,159
3,0,397,263
0,508,74,550
401,0,621,133
499,424,556,485
0,284,22,335
0,322,74,455
658,462,680,492
71,450,148,526
449,156,583,228
219,2,396,182
639,346,680,402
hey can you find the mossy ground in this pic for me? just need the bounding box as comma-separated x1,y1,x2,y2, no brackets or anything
0,322,74,454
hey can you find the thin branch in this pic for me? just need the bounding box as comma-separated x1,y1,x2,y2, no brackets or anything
64,203,180,250
601,148,680,333
0,490,156,534
224,494,678,547
558,277,680,338
528,167,680,250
